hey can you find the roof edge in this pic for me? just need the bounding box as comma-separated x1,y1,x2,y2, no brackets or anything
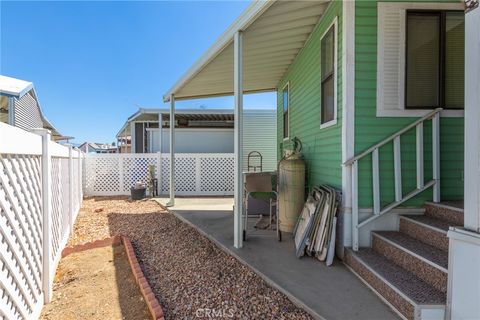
162,0,275,102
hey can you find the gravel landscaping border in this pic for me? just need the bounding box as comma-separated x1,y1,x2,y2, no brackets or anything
70,197,313,319
123,236,165,320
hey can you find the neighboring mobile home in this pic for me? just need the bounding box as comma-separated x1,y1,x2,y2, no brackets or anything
78,142,118,154
116,108,278,171
162,1,478,319
0,75,64,140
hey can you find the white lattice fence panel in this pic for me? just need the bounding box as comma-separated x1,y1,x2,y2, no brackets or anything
50,158,70,264
0,154,44,319
72,160,80,214
161,156,198,195
84,156,121,195
200,156,234,194
122,155,158,193
85,153,234,196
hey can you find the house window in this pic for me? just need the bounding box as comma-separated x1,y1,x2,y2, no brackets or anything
406,11,465,109
282,83,289,139
320,21,336,128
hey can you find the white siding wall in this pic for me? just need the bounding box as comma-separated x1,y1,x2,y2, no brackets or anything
149,128,235,153
143,109,277,171
14,92,43,131
243,109,277,171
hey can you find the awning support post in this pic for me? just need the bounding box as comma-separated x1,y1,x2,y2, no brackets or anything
233,30,244,248
157,112,163,196
167,94,175,207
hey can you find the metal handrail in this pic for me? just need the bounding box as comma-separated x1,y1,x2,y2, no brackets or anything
343,108,442,166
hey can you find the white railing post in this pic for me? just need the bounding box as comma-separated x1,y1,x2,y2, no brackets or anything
416,122,424,189
393,136,402,202
432,113,440,202
372,148,380,215
352,160,359,251
33,128,53,303
68,145,74,233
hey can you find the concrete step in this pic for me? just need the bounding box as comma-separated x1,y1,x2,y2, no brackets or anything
399,215,449,252
372,231,448,293
345,248,446,320
424,201,464,226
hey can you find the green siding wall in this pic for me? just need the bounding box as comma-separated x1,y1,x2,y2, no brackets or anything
355,0,464,207
276,0,343,190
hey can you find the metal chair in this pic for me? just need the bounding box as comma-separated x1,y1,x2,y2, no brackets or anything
242,171,280,241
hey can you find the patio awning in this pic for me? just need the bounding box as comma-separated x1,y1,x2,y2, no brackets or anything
163,0,331,101
116,108,235,138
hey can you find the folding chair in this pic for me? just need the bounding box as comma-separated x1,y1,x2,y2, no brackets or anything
242,171,280,241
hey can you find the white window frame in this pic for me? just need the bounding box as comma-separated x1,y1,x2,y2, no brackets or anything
376,2,464,118
320,17,338,129
282,82,290,141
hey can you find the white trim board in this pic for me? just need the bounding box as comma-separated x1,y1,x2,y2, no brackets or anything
341,0,355,249
319,17,338,130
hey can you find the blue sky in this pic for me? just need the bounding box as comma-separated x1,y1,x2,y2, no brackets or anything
0,1,276,144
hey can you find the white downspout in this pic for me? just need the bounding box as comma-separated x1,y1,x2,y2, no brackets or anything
233,30,244,248
167,95,175,207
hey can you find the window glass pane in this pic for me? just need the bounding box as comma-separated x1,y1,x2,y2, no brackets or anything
445,12,464,109
321,76,334,124
321,28,334,79
283,87,288,112
282,86,288,138
406,14,440,108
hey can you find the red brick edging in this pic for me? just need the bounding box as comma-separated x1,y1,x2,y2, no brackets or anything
61,236,165,320
122,236,165,320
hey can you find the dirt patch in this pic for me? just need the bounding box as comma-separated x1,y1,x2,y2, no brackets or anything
40,244,150,320
68,197,312,319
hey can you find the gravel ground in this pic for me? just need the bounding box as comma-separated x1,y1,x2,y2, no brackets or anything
70,197,312,319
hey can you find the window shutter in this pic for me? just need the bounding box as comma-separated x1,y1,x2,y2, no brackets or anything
377,3,405,113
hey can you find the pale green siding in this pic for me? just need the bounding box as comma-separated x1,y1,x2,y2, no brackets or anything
355,0,464,207
277,0,343,190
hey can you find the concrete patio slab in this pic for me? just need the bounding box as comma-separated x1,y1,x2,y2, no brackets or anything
168,206,399,320
156,197,234,211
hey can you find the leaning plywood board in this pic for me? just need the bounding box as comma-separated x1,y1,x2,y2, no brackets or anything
293,195,316,257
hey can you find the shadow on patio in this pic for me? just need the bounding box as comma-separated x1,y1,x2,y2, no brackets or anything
164,197,400,320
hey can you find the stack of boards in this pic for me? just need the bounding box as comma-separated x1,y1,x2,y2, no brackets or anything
293,185,339,266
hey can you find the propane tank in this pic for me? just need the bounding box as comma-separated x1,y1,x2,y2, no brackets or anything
278,144,305,233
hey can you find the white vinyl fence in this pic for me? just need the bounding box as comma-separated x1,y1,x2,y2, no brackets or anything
84,153,235,196
0,123,83,319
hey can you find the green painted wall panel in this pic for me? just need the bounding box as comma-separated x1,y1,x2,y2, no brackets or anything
276,0,343,190
355,0,464,208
